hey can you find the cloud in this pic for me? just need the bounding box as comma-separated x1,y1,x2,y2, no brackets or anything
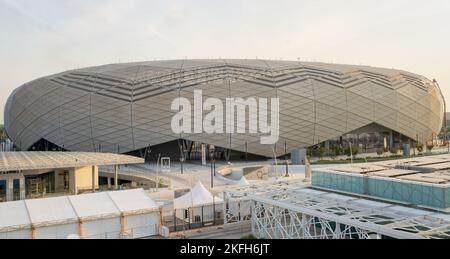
1,0,450,124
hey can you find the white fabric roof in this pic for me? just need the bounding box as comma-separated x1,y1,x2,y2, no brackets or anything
0,201,31,230
0,189,159,232
69,192,119,219
174,182,223,209
237,177,250,187
25,197,78,226
107,189,158,213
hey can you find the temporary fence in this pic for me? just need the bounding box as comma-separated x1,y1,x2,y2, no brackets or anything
164,202,225,232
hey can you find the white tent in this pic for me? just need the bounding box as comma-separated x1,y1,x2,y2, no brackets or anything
108,189,160,238
174,181,223,209
0,201,31,239
174,182,224,224
0,189,160,239
237,176,250,186
26,197,79,239
69,192,122,239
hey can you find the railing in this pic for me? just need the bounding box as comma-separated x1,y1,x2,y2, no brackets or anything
100,166,172,189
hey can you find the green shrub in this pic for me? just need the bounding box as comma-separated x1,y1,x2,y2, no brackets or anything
317,147,325,160
389,148,398,155
331,146,342,159
241,234,257,240
417,144,424,153
376,149,384,157
344,146,359,157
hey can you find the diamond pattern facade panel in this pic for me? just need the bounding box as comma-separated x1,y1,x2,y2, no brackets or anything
4,60,445,157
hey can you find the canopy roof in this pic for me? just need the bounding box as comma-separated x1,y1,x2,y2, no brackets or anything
0,152,144,172
107,189,159,215
174,182,223,209
0,189,159,232
237,177,250,187
0,201,31,230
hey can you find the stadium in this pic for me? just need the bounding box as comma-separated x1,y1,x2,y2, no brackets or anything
4,59,446,161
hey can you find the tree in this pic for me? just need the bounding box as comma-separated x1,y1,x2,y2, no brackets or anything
377,149,384,157
331,146,342,160
390,148,399,156
344,146,359,157
317,147,325,161
0,125,5,140
417,144,424,154
352,146,359,156
426,143,434,153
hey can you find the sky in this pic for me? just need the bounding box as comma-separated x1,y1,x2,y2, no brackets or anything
1,0,450,124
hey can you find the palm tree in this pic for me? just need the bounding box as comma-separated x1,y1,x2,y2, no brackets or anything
0,125,5,140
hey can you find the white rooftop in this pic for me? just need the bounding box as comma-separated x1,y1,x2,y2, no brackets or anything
174,181,223,209
0,189,159,232
0,152,144,172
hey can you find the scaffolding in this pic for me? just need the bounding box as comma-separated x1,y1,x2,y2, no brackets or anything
224,180,450,239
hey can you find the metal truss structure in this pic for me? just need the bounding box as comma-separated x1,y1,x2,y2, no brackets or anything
224,180,450,239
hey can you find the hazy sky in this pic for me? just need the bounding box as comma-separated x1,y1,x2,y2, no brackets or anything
1,0,450,124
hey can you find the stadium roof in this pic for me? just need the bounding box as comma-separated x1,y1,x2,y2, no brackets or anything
0,152,144,172
60,59,428,81
5,59,444,157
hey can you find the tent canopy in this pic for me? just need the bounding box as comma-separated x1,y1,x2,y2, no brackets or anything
69,192,120,219
174,182,223,209
108,189,159,213
0,201,31,231
26,197,78,226
0,189,160,231
237,176,250,186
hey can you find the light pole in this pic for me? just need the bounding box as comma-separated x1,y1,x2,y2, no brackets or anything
347,139,354,164
156,154,161,192
179,140,185,175
210,146,215,189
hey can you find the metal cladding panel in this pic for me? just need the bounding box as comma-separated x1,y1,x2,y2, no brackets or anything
4,60,445,157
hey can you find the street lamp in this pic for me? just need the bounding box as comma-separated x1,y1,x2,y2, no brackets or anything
179,140,185,175
210,146,216,189
347,139,354,164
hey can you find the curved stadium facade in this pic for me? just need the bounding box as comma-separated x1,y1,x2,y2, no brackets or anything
4,60,445,158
